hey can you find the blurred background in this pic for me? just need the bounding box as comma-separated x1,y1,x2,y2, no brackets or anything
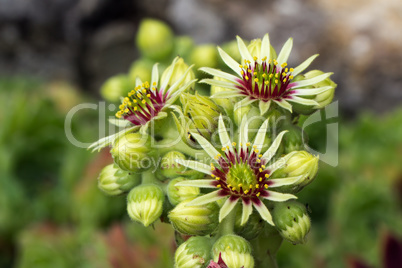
0,0,401,267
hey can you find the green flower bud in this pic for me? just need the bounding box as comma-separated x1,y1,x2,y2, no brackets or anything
210,76,237,115
159,151,187,179
280,124,306,154
272,200,311,244
167,177,200,206
110,133,152,172
136,18,174,61
190,44,219,70
212,234,255,268
234,208,264,240
174,36,195,60
168,198,219,236
174,236,212,268
127,184,164,227
180,92,221,140
98,164,141,195
128,58,153,84
221,40,242,62
247,38,277,60
161,57,195,89
305,70,337,109
272,151,319,193
292,70,336,114
100,75,131,103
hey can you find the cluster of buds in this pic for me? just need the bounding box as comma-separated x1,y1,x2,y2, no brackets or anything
90,27,336,267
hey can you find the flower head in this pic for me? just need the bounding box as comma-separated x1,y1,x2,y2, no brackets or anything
200,34,333,115
176,115,303,226
89,57,195,152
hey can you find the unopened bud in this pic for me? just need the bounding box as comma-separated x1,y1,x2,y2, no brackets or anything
98,164,141,195
110,133,152,172
159,151,187,179
234,209,265,240
212,234,254,268
173,36,195,61
167,177,200,206
100,75,131,103
247,38,277,60
168,198,219,236
127,184,164,227
280,124,305,154
181,93,221,140
272,151,319,193
136,18,174,61
272,200,311,244
175,236,212,268
161,57,195,89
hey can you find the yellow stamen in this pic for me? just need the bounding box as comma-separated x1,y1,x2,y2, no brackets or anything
256,192,261,197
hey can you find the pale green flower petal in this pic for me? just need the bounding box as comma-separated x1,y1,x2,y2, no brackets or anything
166,65,195,96
292,72,333,89
234,98,257,111
88,125,139,152
190,132,220,162
135,77,143,88
175,159,212,175
261,130,288,162
273,99,292,113
217,47,242,76
263,191,297,202
238,116,249,152
175,179,216,188
253,119,269,152
210,90,245,99
259,100,271,115
236,35,254,63
240,201,253,226
269,176,304,188
292,86,332,96
277,38,293,65
199,67,240,83
266,151,297,173
186,190,224,206
253,201,274,225
292,54,319,76
150,63,159,91
201,79,241,92
108,118,131,127
260,34,271,63
286,96,319,106
219,197,240,222
218,114,233,151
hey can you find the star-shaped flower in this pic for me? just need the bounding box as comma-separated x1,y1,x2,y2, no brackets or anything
176,115,303,225
200,34,333,115
89,57,195,152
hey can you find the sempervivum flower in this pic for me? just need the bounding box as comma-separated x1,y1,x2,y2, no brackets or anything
176,115,303,226
200,34,333,115
89,57,196,152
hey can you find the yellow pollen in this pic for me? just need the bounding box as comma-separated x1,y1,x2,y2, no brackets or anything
248,69,252,73
265,81,269,85
264,184,269,189
261,165,266,168
239,143,242,146
133,100,137,103
217,184,221,188
211,167,215,171
275,73,279,78
146,94,151,97
269,74,273,78
262,73,267,78
211,174,215,178
268,59,272,64
238,183,242,188
285,68,289,72
262,56,267,61
232,142,236,146
240,70,244,75
289,68,294,72
283,78,287,82
254,78,259,83
275,79,278,84
259,177,263,182
253,56,258,61
282,72,286,77
137,93,141,98
254,149,259,153
289,75,294,79
228,184,232,188
253,145,257,149
142,100,146,104
256,192,261,197
281,62,287,68
244,59,248,64
259,168,263,172
258,154,262,158
257,159,261,163
256,184,259,188
134,107,138,111
216,177,220,180
253,72,257,76
265,174,269,178
232,187,236,191
142,89,147,93
239,65,243,68
244,190,249,194
246,142,251,146
249,185,253,189
124,108,129,113
221,147,226,151
245,76,249,80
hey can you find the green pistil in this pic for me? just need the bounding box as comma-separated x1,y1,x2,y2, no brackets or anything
226,163,256,193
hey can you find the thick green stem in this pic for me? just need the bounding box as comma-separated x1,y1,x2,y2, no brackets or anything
251,223,283,268
141,169,156,184
217,207,236,237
